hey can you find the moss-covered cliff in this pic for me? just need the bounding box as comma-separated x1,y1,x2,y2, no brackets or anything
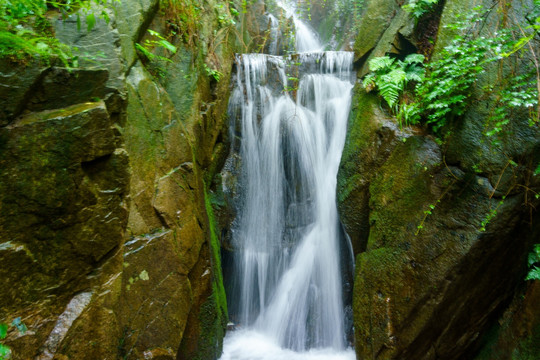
338,0,540,359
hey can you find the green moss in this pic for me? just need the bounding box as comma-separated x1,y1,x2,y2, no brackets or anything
16,101,103,125
367,136,441,249
337,88,381,204
203,184,228,320
180,183,229,360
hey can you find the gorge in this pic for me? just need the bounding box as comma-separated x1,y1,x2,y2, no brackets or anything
0,0,539,359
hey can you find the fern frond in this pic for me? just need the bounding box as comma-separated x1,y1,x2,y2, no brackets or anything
369,56,395,72
403,53,425,65
382,68,407,88
363,73,376,92
377,81,401,109
405,66,424,83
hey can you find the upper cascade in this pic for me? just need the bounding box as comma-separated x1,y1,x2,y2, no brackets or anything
272,0,323,53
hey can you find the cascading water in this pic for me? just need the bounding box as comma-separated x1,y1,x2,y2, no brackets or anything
220,1,356,359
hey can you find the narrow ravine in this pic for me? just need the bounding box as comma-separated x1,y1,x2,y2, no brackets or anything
220,1,356,359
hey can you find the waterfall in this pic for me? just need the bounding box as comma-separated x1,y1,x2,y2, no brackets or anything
220,1,356,359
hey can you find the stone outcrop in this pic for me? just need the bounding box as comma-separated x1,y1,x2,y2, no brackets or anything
0,0,241,358
339,0,540,359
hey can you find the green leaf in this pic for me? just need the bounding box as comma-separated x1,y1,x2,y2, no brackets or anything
76,13,81,31
86,13,96,32
526,266,540,281
369,56,394,72
158,39,176,54
534,164,540,176
148,29,163,39
403,53,425,65
0,343,11,358
0,324,6,339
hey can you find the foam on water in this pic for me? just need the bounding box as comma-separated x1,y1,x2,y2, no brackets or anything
220,330,356,360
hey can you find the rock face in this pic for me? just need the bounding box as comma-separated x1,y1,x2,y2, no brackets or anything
0,0,240,359
338,0,540,359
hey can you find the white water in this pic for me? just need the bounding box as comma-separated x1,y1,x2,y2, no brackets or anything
221,1,355,359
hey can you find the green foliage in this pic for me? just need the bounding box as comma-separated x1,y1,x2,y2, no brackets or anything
526,244,540,281
136,29,177,62
0,0,116,66
486,72,538,139
403,0,439,19
479,199,504,232
161,0,200,47
0,318,28,360
363,54,424,125
0,324,6,340
412,35,503,132
396,7,530,134
135,29,177,78
215,2,236,26
204,63,222,82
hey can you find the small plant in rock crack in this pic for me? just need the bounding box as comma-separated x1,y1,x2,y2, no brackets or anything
363,54,424,126
526,244,540,281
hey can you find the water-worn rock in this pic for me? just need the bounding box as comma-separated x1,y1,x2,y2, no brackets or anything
0,59,44,125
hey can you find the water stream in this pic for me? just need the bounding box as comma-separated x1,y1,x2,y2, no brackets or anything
220,1,356,359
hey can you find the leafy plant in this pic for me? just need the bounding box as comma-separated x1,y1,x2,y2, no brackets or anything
161,0,201,47
399,6,518,133
526,244,540,281
135,29,177,62
0,318,28,360
204,63,223,82
363,54,424,123
0,0,116,66
486,72,538,139
0,323,9,360
135,29,177,78
403,0,439,19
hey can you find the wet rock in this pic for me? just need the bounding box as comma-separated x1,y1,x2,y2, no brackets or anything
0,101,129,358
0,59,44,125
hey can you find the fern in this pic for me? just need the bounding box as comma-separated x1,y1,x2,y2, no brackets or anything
363,54,425,121
369,56,395,72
